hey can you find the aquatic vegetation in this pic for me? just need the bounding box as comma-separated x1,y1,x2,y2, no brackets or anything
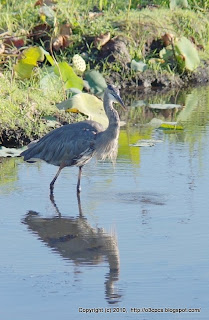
1,0,209,146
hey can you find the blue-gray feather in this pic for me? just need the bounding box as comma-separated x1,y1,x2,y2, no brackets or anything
21,120,104,166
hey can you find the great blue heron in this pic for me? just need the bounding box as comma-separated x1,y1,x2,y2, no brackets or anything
21,85,125,194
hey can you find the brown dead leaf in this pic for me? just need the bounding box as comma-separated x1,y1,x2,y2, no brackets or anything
34,0,56,6
190,36,204,50
29,24,51,50
0,42,5,54
88,11,103,19
52,23,72,50
94,32,111,48
52,35,71,51
162,33,174,47
60,23,72,36
3,37,25,49
30,23,51,40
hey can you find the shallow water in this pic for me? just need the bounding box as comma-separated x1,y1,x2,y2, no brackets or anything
1,86,209,319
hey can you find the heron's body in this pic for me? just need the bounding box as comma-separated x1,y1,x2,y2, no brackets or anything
21,85,125,194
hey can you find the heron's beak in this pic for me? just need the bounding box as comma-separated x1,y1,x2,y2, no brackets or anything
117,95,127,111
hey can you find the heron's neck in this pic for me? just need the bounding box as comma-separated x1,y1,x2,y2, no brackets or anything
103,91,120,128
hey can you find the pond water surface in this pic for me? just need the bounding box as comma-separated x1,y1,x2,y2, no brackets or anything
1,86,209,320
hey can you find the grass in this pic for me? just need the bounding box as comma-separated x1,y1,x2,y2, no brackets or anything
0,72,85,141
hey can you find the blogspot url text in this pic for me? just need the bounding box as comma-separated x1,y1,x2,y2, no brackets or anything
78,307,201,314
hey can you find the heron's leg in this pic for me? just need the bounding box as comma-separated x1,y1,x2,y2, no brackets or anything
77,192,83,216
77,166,83,194
50,164,65,193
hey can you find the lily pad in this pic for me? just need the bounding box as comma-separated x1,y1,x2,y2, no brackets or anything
0,146,24,158
131,100,147,108
130,139,163,147
149,118,183,129
84,70,107,94
148,103,182,110
57,93,108,128
159,123,183,130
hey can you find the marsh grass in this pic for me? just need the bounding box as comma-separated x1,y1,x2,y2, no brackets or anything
0,72,66,139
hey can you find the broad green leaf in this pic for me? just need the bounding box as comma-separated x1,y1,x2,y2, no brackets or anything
20,46,44,65
131,60,147,72
54,62,84,90
40,5,55,18
14,61,35,79
14,46,44,79
84,70,107,94
175,37,200,71
57,93,108,128
40,72,63,95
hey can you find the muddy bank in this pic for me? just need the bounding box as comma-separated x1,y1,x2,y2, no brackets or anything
1,60,209,149
108,62,209,89
1,66,209,150
0,113,86,149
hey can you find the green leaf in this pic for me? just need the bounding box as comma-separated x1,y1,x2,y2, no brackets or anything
159,123,183,130
14,61,35,79
84,70,107,94
170,0,189,9
14,46,44,79
175,37,200,71
131,60,147,72
40,71,63,95
159,46,174,61
40,47,55,66
57,93,108,128
54,62,84,90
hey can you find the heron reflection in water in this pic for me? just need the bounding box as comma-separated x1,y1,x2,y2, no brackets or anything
23,195,122,303
21,85,125,195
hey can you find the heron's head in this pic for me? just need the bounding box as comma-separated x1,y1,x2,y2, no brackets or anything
106,84,126,110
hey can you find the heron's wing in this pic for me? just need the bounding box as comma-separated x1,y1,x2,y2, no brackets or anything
21,121,104,166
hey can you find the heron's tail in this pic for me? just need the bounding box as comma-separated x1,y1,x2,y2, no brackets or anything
20,140,40,161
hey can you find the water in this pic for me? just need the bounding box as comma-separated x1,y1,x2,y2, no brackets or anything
1,86,209,319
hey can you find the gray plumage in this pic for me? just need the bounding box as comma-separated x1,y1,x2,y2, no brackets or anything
21,85,125,194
